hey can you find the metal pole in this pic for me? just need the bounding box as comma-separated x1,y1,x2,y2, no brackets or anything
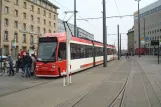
138,1,141,57
118,25,120,60
103,0,107,67
0,0,2,69
144,18,146,55
120,34,121,57
63,21,71,84
158,43,159,64
74,0,77,37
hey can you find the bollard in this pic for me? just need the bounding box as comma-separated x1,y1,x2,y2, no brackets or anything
69,72,72,84
63,71,66,86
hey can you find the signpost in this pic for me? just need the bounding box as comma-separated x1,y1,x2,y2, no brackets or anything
151,40,159,64
12,39,17,58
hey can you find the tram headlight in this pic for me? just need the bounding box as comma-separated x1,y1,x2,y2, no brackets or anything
36,66,39,68
52,65,56,68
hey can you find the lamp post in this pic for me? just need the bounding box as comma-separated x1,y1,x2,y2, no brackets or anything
135,0,141,57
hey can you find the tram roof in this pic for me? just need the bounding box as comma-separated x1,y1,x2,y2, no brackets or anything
41,33,115,49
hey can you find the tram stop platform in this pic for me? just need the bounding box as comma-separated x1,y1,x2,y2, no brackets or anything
0,55,161,107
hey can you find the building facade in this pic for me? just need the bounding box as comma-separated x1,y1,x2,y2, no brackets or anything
127,26,134,55
58,19,94,40
0,0,59,57
134,0,161,54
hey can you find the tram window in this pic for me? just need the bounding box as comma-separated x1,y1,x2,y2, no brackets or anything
71,43,77,59
58,42,66,61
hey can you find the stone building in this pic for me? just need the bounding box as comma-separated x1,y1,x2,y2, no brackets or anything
0,0,59,57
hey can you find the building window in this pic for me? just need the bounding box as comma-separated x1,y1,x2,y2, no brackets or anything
4,0,9,2
23,34,26,43
54,15,56,20
14,21,18,28
38,8,40,14
155,30,156,33
160,36,161,39
49,13,51,18
23,12,26,20
37,17,40,23
4,31,8,41
4,18,8,26
44,10,46,16
44,19,46,25
157,36,159,40
5,6,9,14
54,23,56,28
23,23,26,30
14,32,18,42
157,29,159,32
44,28,46,34
49,29,51,33
30,25,34,32
24,2,27,9
15,10,18,17
37,27,40,33
30,35,34,44
54,31,56,33
15,0,18,5
31,5,34,11
31,15,33,22
49,21,51,26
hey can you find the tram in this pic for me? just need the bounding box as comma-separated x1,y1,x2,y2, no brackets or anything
36,33,117,77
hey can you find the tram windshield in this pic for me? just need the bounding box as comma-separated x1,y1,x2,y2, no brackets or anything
37,38,57,62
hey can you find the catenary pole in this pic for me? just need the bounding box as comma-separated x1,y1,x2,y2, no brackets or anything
120,34,121,57
74,0,77,37
138,0,141,57
103,0,107,67
118,25,120,60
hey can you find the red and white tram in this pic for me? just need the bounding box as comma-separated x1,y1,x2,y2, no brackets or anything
36,33,116,77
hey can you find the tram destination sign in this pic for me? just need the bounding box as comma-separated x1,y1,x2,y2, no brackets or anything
151,40,159,46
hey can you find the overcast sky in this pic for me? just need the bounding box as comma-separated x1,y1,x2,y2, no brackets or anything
49,0,157,50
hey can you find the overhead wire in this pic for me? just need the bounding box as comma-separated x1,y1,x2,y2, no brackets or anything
51,0,102,32
113,0,126,31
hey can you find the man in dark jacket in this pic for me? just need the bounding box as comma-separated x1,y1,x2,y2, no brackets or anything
23,53,32,78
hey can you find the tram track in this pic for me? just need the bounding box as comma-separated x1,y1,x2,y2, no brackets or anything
55,59,131,107
107,60,132,107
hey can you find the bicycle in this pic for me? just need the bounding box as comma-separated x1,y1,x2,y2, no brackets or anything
0,61,17,76
0,61,9,76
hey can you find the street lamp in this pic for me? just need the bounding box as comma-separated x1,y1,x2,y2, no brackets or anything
135,0,141,57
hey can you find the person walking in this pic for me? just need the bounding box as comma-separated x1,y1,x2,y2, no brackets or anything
23,52,32,78
31,54,36,76
7,53,15,76
126,52,129,59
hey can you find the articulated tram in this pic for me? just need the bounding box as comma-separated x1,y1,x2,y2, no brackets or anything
36,33,116,77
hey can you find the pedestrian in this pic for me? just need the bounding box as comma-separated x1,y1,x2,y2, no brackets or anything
23,52,32,78
31,54,36,76
16,54,21,73
7,53,15,76
126,52,129,59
